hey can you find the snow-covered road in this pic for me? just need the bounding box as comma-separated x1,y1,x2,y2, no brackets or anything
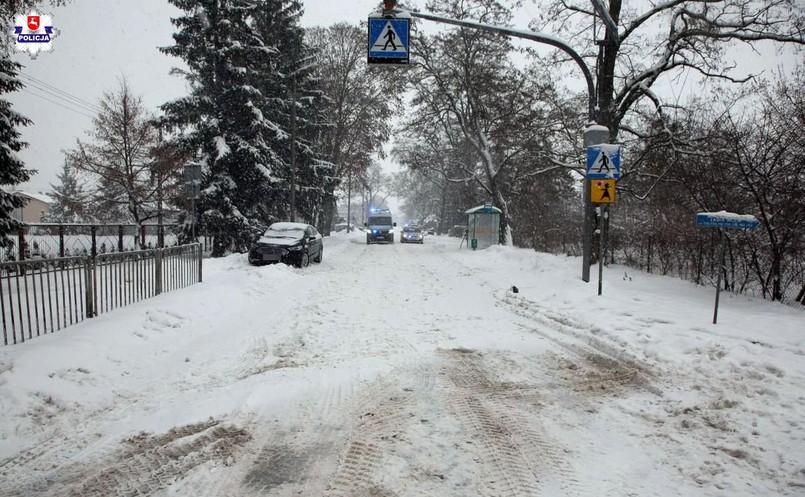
1,230,803,496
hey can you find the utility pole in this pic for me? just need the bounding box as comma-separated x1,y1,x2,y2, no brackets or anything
156,124,165,248
346,167,352,233
289,75,297,222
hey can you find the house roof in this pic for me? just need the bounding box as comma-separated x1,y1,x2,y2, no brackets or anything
13,191,53,205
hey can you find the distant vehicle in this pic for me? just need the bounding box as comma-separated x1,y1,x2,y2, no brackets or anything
248,222,323,268
427,228,435,235
400,225,424,244
365,208,396,244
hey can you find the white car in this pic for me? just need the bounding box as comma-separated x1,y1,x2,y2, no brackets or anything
400,226,424,244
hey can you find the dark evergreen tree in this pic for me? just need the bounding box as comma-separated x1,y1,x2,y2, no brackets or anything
45,160,85,222
0,55,34,250
253,0,332,229
161,0,287,256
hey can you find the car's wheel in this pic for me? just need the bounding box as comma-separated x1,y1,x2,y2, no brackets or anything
297,252,310,268
366,236,370,245
314,247,323,263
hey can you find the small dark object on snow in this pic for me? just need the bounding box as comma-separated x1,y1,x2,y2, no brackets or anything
511,286,519,293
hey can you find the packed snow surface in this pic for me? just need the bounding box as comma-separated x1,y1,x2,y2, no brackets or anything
1,230,803,496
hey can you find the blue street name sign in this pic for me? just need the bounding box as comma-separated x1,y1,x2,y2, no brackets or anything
586,144,621,179
696,213,760,230
368,16,410,65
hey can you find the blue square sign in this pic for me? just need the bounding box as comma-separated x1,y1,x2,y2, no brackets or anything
586,144,621,179
368,17,410,65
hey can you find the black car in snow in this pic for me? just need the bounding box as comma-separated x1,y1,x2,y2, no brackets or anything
248,222,323,268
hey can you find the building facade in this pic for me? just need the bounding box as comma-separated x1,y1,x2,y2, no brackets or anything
10,191,52,223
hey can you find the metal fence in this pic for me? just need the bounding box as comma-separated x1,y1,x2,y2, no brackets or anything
1,243,202,346
1,223,184,261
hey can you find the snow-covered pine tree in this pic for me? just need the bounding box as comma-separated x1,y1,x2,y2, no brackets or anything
161,0,285,256
253,0,332,227
45,160,86,223
0,54,34,250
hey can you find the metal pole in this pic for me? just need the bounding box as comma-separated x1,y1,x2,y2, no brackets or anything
18,226,26,261
59,224,65,257
85,257,94,318
713,230,725,324
346,169,352,233
197,242,203,283
90,225,97,259
598,205,606,295
583,125,609,281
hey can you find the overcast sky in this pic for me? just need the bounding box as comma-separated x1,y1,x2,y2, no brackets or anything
7,0,384,193
6,0,795,194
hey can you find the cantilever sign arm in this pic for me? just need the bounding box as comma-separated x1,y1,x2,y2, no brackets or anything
590,0,618,41
407,10,598,123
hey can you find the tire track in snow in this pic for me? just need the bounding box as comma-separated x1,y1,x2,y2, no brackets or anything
325,362,437,497
0,419,251,497
439,348,586,497
496,291,663,397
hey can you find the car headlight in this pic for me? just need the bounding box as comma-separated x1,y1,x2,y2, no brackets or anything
287,245,303,251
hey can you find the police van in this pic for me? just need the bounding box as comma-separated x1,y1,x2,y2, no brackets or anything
364,208,396,244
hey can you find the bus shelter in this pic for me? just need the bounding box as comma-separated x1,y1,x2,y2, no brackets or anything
465,204,501,250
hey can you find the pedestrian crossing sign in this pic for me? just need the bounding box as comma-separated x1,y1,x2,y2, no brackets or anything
368,16,410,65
586,144,621,179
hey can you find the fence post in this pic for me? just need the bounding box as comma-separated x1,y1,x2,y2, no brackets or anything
197,243,203,283
18,225,26,261
140,225,146,249
646,236,652,274
90,225,97,259
155,248,163,295
85,256,94,318
59,224,65,257
118,225,124,252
